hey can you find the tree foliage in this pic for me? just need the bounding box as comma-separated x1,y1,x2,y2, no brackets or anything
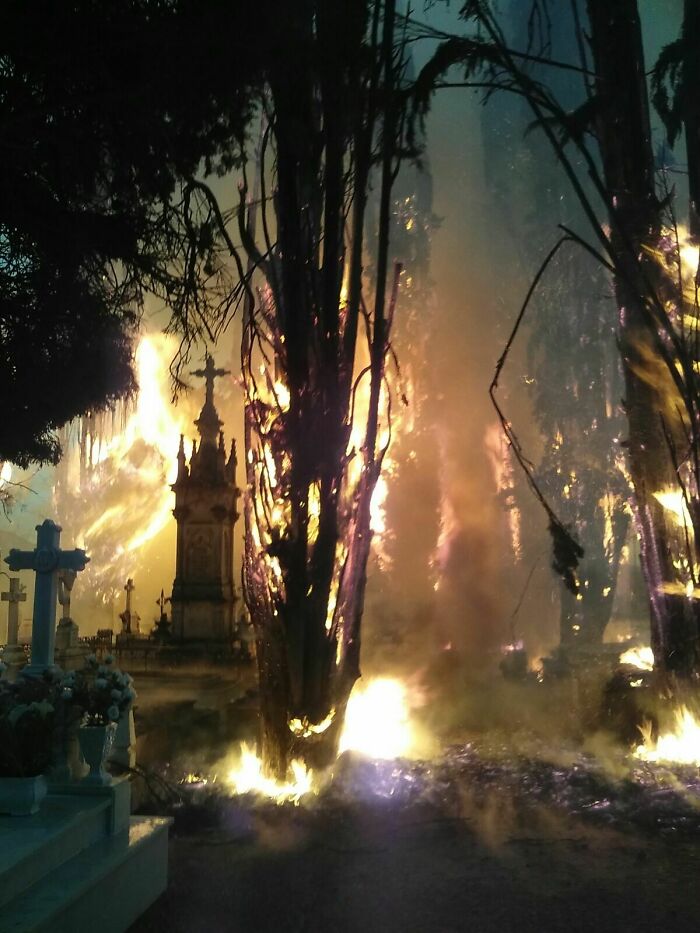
0,0,260,465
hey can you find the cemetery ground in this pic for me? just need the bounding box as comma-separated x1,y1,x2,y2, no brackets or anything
129,677,700,933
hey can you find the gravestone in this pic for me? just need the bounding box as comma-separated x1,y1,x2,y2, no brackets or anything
1,577,27,677
118,577,142,637
4,519,89,676
55,568,88,672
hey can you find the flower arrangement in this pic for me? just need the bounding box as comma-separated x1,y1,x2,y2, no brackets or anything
62,655,135,727
0,667,61,777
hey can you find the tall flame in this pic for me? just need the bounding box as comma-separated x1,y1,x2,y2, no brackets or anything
636,706,700,766
225,676,416,802
57,332,199,603
338,677,413,759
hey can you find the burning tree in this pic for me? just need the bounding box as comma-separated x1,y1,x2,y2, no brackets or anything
201,1,409,777
414,0,700,673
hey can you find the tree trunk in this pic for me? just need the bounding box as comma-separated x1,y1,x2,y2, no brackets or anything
587,0,700,673
241,0,402,778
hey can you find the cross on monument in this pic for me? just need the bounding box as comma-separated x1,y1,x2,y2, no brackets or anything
125,578,135,615
191,354,230,408
2,577,26,648
4,520,89,676
156,589,170,618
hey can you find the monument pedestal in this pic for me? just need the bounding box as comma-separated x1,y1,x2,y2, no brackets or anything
54,619,88,672
2,644,27,679
0,777,170,932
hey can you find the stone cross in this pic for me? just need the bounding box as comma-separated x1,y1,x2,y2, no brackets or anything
191,354,230,408
2,577,28,674
4,520,90,676
2,577,26,647
124,578,135,615
156,589,169,617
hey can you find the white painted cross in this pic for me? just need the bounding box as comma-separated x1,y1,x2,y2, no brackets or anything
4,520,90,676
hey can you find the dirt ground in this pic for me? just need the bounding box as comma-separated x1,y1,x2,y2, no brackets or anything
130,781,700,933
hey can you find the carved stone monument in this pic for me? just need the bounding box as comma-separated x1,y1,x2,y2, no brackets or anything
4,519,89,676
118,577,141,637
55,568,88,671
170,355,240,650
1,577,27,676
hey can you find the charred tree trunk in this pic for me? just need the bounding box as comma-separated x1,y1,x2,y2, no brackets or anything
240,0,403,778
586,0,699,673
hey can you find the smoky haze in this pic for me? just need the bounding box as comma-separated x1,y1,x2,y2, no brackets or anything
0,1,681,683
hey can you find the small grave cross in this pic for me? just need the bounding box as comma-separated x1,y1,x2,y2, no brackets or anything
4,520,89,675
2,577,26,648
156,589,170,618
125,578,135,614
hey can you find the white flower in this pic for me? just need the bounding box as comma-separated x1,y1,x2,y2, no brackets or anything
62,687,73,699
107,705,120,722
30,700,54,717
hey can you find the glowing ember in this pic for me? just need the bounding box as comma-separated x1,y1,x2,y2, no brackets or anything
226,743,313,803
180,772,209,787
636,706,700,766
619,645,655,671
339,677,413,760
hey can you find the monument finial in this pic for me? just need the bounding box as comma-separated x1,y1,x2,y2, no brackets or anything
191,354,230,410
191,354,230,446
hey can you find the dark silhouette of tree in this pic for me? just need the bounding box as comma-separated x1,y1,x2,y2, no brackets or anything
171,1,410,776
237,0,408,777
652,0,700,238
0,0,260,466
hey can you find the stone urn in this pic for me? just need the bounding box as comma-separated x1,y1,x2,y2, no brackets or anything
78,723,116,786
0,774,47,816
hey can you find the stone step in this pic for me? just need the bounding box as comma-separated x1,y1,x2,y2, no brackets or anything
0,796,112,909
1,815,170,933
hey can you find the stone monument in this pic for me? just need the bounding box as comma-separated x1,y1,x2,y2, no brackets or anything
1,576,27,676
118,577,142,637
55,568,88,671
170,355,240,651
4,519,89,676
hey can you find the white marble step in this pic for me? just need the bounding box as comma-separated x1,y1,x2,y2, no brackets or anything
2,815,170,933
0,796,112,909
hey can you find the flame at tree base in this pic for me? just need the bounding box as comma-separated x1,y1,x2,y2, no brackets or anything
225,677,420,803
636,705,700,766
